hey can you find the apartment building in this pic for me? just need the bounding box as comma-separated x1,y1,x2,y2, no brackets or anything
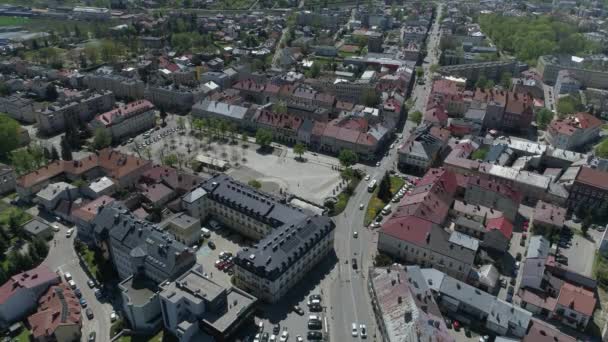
84,73,145,100
538,54,608,88
72,6,111,20
234,214,335,302
145,84,210,112
378,168,478,281
182,174,310,240
35,182,79,212
368,265,454,342
35,90,116,135
550,283,596,329
437,60,518,83
546,112,602,151
158,268,257,341
398,123,450,173
27,284,82,342
90,100,156,143
567,166,608,210
92,203,196,282
0,266,60,328
71,195,116,242
0,95,36,123
0,164,15,195
16,149,152,199
464,176,522,222
532,201,566,233
158,213,201,246
422,269,532,338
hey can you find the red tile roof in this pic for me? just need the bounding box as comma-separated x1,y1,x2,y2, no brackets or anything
523,319,576,342
485,216,513,239
18,149,151,189
0,266,58,304
533,200,566,228
467,176,523,203
381,215,434,245
94,100,155,127
28,283,81,339
255,110,303,132
71,195,116,223
556,282,596,317
575,112,603,129
575,166,608,191
141,165,202,193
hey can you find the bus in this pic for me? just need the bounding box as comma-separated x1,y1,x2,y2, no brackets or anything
367,179,377,192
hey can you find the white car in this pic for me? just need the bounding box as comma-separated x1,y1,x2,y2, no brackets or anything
296,336,303,342
66,228,74,238
110,311,117,322
353,231,358,238
375,162,381,167
364,175,370,181
68,280,77,289
351,323,358,337
270,334,277,342
253,334,261,342
64,272,72,281
360,324,367,338
359,203,364,210
258,321,264,332
279,330,289,342
52,224,60,232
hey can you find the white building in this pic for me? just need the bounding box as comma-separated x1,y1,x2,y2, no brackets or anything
89,100,156,143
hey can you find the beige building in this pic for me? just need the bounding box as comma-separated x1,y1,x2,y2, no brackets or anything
89,100,156,143
160,213,201,246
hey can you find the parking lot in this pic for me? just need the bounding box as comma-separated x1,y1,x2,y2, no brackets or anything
556,230,596,277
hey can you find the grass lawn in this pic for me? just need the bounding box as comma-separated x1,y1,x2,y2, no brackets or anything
330,177,361,216
0,17,29,27
118,330,170,342
471,146,489,160
15,325,31,342
364,176,405,226
81,247,99,278
0,204,32,227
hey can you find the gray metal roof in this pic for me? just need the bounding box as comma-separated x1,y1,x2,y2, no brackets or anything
526,236,550,259
192,100,249,120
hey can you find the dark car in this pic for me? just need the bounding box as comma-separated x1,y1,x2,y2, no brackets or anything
307,331,323,340
309,294,321,302
88,332,96,342
208,241,216,249
273,324,280,334
309,304,322,312
507,286,515,295
308,319,322,330
445,318,452,329
506,293,513,303
74,288,82,298
352,258,358,270
86,308,94,319
510,277,516,286
262,332,269,342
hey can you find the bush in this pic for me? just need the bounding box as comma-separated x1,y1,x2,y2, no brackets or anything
374,253,393,267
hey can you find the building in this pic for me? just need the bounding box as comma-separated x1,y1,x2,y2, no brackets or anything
145,84,210,113
520,236,550,291
191,100,250,127
35,182,79,212
158,267,257,341
83,176,115,199
551,282,596,329
0,95,36,123
83,72,145,100
182,174,310,241
0,266,60,327
27,283,82,342
368,265,454,342
159,213,201,246
437,60,518,83
538,54,608,89
22,218,53,240
92,203,196,283
378,168,477,281
398,124,450,174
35,90,116,135
72,6,111,20
532,201,566,234
16,149,152,199
567,166,608,210
422,269,532,338
464,176,522,222
554,70,581,95
0,163,15,195
118,276,161,333
546,112,602,151
71,195,115,242
522,319,576,342
234,214,335,302
89,100,156,143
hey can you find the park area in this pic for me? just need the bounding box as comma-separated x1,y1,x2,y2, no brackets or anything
364,176,405,225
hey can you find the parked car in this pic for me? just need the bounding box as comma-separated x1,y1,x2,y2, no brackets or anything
86,308,94,319
273,324,280,335
110,311,117,322
88,332,96,342
87,280,95,288
94,289,103,299
360,324,367,338
351,323,358,337
453,320,460,331
74,288,82,298
293,306,304,315
307,331,322,340
208,241,216,249
279,330,288,342
508,286,515,295
352,258,358,270
68,280,77,289
79,298,87,307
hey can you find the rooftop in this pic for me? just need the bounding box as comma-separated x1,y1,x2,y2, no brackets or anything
533,201,566,228
28,283,81,339
0,265,58,304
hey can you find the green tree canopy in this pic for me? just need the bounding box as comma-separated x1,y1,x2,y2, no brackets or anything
163,154,178,167
293,143,307,159
255,128,273,148
536,108,555,129
92,128,112,150
338,149,358,167
0,114,20,160
377,172,392,202
409,110,423,124
596,139,608,158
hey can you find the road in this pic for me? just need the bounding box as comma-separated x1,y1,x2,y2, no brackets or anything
43,221,114,342
326,4,443,341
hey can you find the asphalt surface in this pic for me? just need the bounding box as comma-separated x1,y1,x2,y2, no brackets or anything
42,217,115,342
326,5,443,341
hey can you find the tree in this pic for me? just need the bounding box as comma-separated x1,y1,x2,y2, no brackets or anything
10,149,35,175
273,101,287,114
293,143,307,160
340,167,355,182
362,89,379,107
163,154,178,167
51,146,60,161
160,108,168,126
92,128,112,150
557,95,583,117
415,66,424,79
310,62,321,78
475,75,488,89
596,139,608,158
429,64,439,73
177,116,185,130
248,179,262,189
500,72,513,89
338,149,358,167
255,128,273,149
536,108,554,130
377,172,392,202
60,136,73,161
409,110,422,124
0,114,20,160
